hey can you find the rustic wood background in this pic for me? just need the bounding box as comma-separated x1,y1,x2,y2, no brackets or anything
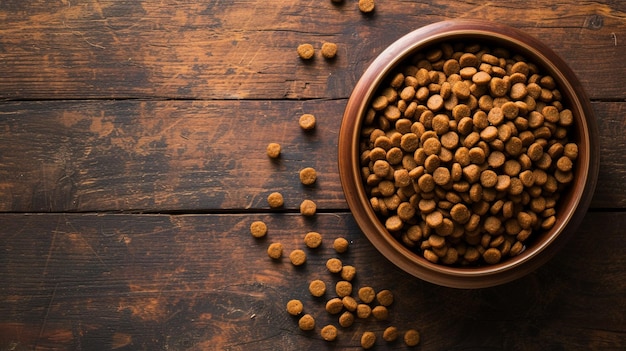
1,1,625,350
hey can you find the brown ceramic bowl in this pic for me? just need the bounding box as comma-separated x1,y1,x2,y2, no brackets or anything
338,20,599,288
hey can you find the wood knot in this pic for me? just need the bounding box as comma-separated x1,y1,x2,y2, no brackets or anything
585,14,604,30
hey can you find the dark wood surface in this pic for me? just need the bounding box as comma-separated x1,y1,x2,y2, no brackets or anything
1,1,625,350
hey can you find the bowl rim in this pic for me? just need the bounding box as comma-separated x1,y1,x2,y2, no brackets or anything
338,19,600,288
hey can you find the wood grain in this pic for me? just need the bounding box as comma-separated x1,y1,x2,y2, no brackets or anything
0,0,624,100
0,212,624,350
0,100,624,212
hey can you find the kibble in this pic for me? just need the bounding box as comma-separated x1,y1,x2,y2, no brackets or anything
298,314,315,331
326,258,343,273
326,297,344,314
376,289,394,306
300,199,317,216
286,299,303,316
297,44,315,60
339,311,355,328
404,329,421,347
372,305,389,320
267,192,284,208
309,279,326,297
361,331,376,349
333,237,349,253
383,326,399,342
358,286,376,303
266,142,281,158
335,280,353,297
249,220,268,238
299,113,316,130
299,167,317,185
320,325,338,341
356,303,372,319
358,0,375,13
267,242,283,259
358,41,578,266
289,249,307,266
340,265,356,281
304,231,323,248
321,42,338,59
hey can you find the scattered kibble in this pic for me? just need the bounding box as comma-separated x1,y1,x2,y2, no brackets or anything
340,265,356,281
303,231,323,248
299,199,317,216
358,0,375,13
289,249,307,266
383,326,399,342
335,280,353,297
297,43,315,60
326,297,344,314
333,237,349,253
266,142,281,158
309,279,327,297
358,286,376,304
299,113,316,130
267,242,283,259
299,167,317,185
372,305,389,320
267,192,284,208
376,289,394,306
342,295,358,312
361,331,376,349
338,311,354,328
356,303,371,319
320,324,338,341
286,299,303,316
298,314,315,331
249,220,267,238
326,258,343,273
404,329,420,347
321,42,338,59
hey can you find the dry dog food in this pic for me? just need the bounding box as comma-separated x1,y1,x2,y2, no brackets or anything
309,279,327,297
298,313,315,331
383,326,399,342
299,113,316,130
404,329,420,347
339,311,355,328
249,220,267,238
299,167,317,185
358,41,579,266
297,44,315,60
286,299,304,316
333,237,350,253
356,303,372,318
326,297,344,314
304,231,323,248
321,42,338,59
326,258,343,273
361,331,376,349
321,324,338,341
358,0,375,13
335,280,353,297
300,199,317,216
289,249,307,266
340,265,356,281
266,142,281,158
267,242,283,259
372,305,389,320
342,295,358,311
358,286,376,303
267,192,284,208
376,289,394,306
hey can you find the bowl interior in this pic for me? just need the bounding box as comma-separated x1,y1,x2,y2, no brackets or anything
338,20,599,288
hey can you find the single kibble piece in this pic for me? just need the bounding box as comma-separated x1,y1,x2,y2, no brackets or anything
299,167,317,185
297,44,315,60
404,329,421,347
267,242,283,259
358,286,376,303
300,199,317,216
249,220,267,238
299,113,316,130
361,331,377,349
266,142,281,158
304,231,322,248
340,265,356,281
326,297,344,314
267,192,284,208
342,296,358,311
356,304,372,319
320,325,338,341
321,42,338,59
326,258,343,273
339,311,355,328
376,289,394,306
358,0,375,13
298,314,315,331
335,280,353,297
372,305,389,320
289,249,307,266
333,237,349,253
309,279,326,297
286,299,303,316
383,326,399,342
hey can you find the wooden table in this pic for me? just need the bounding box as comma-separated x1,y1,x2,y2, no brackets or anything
1,1,625,350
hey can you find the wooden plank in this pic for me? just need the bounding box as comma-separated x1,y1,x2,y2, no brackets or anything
0,0,624,100
0,212,624,350
1,100,624,212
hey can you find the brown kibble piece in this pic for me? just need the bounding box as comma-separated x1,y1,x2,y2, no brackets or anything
372,305,389,320
356,304,372,319
334,237,349,253
298,314,315,331
267,242,283,259
289,249,307,266
300,199,317,216
250,221,268,238
376,289,394,306
341,265,356,281
267,192,284,208
299,113,316,130
299,167,317,185
286,299,303,316
321,42,338,59
326,258,343,273
321,325,338,341
361,331,376,349
326,297,344,314
358,286,376,303
266,142,281,158
483,248,502,264
336,280,353,298
339,311,354,328
297,44,314,60
404,329,421,347
358,0,375,13
304,231,322,248
342,295,358,312
309,279,326,297
383,326,399,342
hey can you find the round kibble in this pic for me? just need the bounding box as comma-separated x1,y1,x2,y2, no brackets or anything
304,231,322,248
333,237,349,253
266,142,281,158
326,297,344,315
358,0,375,13
342,296,358,312
299,113,316,130
250,220,267,238
300,199,317,216
297,44,314,60
358,286,376,304
286,299,303,316
372,305,389,320
299,167,317,185
361,331,376,349
376,289,394,306
321,42,338,59
483,247,502,264
356,304,372,319
326,258,343,273
309,279,326,297
341,265,356,281
267,192,284,208
289,249,306,266
383,326,399,342
335,281,353,298
298,314,315,331
339,311,354,328
267,242,283,259
404,329,421,347
321,325,338,341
